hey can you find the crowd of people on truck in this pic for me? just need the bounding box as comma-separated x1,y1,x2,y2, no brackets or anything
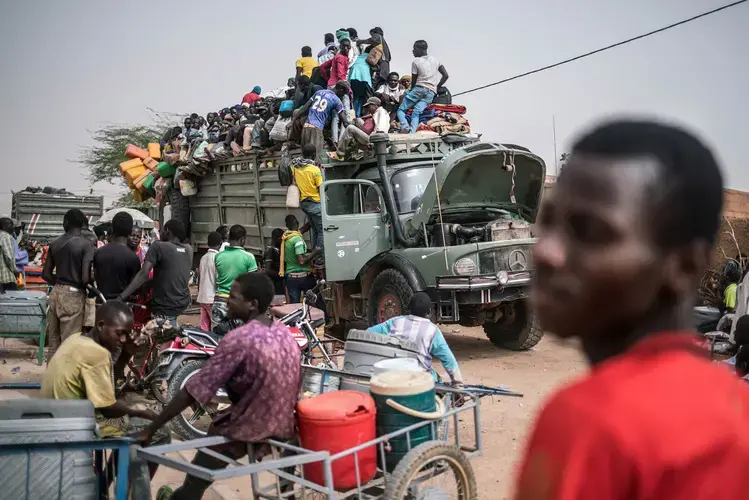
157,27,459,171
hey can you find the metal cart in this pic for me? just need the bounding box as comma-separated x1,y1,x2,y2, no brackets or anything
0,438,131,500
139,371,487,499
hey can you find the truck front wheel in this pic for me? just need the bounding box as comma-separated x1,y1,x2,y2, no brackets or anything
484,302,544,351
367,269,413,326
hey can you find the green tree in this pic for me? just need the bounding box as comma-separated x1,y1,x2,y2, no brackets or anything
75,113,181,207
76,124,164,185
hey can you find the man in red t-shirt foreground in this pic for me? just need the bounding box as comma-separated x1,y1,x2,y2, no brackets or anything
515,120,749,500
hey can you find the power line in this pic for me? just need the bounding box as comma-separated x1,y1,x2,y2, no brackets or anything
453,0,747,97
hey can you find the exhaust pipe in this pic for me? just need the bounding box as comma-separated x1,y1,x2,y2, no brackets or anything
372,134,421,248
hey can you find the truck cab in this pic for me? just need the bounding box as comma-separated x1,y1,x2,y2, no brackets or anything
318,134,546,350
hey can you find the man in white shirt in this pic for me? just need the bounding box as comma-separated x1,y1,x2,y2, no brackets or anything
376,72,406,122
397,40,449,134
336,97,389,160
197,232,222,331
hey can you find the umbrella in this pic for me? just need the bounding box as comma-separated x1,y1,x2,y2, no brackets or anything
95,208,155,229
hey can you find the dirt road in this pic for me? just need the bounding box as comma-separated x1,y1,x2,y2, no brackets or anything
0,325,586,499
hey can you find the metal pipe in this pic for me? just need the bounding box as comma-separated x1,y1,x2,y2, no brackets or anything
371,135,421,248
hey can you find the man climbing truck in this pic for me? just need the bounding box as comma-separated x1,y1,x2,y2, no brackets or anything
189,134,546,351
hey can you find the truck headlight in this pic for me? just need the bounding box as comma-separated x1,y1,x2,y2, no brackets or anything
497,271,509,285
453,258,476,276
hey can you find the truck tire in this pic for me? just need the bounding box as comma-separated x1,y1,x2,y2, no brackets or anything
484,302,544,351
167,360,211,441
367,269,413,326
167,185,190,232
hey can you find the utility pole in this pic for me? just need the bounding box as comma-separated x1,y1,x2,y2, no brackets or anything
552,114,559,177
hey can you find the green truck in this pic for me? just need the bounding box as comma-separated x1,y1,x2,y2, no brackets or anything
188,134,546,350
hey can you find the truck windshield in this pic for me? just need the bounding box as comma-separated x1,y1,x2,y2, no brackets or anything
391,167,433,213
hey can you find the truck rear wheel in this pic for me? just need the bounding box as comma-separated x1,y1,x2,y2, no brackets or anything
484,302,543,351
367,269,413,326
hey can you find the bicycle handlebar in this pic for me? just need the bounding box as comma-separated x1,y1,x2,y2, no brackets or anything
86,285,147,310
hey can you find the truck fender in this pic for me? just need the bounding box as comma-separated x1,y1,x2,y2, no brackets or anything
155,354,208,383
361,253,427,298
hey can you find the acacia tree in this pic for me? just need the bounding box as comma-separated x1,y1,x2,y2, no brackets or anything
75,116,180,208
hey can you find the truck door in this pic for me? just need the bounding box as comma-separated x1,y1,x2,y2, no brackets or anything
320,180,389,282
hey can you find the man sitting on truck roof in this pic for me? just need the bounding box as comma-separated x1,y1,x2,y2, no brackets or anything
296,45,319,80
368,292,464,386
336,96,389,161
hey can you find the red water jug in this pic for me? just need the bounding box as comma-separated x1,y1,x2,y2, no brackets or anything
297,390,377,490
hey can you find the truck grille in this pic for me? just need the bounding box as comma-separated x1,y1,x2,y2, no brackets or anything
478,246,533,274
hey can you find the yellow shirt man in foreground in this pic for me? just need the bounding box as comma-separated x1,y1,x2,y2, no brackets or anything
41,302,166,439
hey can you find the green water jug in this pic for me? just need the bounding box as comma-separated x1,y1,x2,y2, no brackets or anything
370,371,445,472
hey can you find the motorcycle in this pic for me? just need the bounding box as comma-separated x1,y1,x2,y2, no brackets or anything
90,286,228,441
153,322,230,441
271,280,337,367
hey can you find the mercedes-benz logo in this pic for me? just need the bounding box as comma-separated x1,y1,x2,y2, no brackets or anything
508,249,527,271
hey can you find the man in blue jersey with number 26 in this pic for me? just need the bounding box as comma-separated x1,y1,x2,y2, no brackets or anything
297,80,352,160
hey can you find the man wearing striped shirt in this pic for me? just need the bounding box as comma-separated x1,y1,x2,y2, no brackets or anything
368,292,464,385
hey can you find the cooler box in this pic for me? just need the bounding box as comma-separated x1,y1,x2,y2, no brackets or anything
0,290,48,334
0,399,98,500
339,329,419,393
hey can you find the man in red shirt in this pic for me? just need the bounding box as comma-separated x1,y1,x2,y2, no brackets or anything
241,86,261,105
515,120,749,500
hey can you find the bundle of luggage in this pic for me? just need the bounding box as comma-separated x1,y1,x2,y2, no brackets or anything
20,186,76,196
412,104,471,135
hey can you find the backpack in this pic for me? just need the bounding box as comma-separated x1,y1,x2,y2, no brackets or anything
433,87,452,105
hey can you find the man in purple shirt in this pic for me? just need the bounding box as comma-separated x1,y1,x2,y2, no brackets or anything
296,81,351,160
141,272,301,500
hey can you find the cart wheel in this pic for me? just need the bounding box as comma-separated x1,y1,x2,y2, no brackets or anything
385,442,477,500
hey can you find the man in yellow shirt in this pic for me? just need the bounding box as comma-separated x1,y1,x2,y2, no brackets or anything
293,144,325,251
296,46,319,81
41,301,169,494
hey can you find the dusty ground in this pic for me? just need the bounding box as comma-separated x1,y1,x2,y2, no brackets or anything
0,322,586,499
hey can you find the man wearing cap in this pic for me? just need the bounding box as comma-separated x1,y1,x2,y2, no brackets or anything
241,86,261,106
336,97,389,161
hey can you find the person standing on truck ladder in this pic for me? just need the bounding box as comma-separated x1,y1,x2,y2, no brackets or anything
42,209,95,361
514,120,749,500
280,215,320,304
212,224,258,331
293,144,326,251
297,81,352,161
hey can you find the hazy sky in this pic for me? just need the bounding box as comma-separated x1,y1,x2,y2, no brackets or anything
1,0,747,215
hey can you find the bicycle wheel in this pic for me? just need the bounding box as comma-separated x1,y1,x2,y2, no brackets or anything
384,442,477,500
